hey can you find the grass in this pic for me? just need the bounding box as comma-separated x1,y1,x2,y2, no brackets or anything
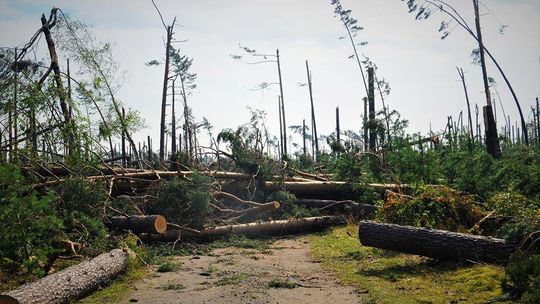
307,224,508,304
79,257,147,304
215,272,251,286
267,278,298,289
156,261,181,273
159,282,185,291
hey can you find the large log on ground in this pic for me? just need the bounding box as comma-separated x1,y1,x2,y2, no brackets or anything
107,215,167,234
140,216,347,242
0,249,129,304
358,221,516,264
296,199,377,217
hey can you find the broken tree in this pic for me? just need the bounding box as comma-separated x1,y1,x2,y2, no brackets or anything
358,221,516,265
140,216,347,242
107,215,167,234
0,249,129,304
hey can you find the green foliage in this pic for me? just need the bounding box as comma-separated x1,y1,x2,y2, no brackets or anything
0,165,63,275
380,185,483,231
149,173,212,229
54,178,109,252
486,191,540,243
156,261,178,273
270,191,318,218
502,254,540,303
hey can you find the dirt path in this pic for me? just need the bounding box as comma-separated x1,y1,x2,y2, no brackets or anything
123,238,360,304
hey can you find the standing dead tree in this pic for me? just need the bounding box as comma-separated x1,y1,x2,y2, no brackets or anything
230,46,288,158
404,0,528,150
152,0,176,161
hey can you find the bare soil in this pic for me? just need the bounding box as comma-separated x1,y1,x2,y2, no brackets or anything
123,238,360,304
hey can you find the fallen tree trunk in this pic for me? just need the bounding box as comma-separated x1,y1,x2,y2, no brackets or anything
32,170,254,189
107,215,167,234
296,199,377,217
140,216,347,242
0,249,129,304
236,201,280,222
358,221,516,265
267,181,412,198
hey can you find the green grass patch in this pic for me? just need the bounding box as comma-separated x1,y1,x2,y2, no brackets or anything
156,261,181,273
79,257,147,304
307,225,507,304
159,282,185,291
268,278,298,289
215,272,251,286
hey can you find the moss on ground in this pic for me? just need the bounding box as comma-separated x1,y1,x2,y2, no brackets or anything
307,225,511,304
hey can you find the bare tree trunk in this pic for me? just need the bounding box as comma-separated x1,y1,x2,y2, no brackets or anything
159,21,175,161
171,78,177,155
368,67,376,151
536,97,540,146
121,107,126,166
276,49,287,157
41,10,74,158
336,106,341,148
306,60,318,157
363,97,368,151
278,96,283,159
457,67,474,142
473,0,500,157
302,119,306,156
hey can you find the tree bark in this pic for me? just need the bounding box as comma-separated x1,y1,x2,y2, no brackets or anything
0,249,129,304
107,215,167,234
140,216,346,242
473,0,501,156
358,221,516,265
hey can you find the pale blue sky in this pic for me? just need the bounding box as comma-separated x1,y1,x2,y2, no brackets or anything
1,0,539,153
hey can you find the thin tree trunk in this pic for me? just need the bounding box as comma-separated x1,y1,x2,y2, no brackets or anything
171,78,177,155
276,49,287,157
336,106,340,147
457,67,474,141
306,60,318,157
278,96,283,159
368,68,376,151
302,119,306,156
363,97,368,151
159,21,174,161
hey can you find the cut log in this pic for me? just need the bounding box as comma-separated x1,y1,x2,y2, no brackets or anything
0,249,129,304
296,199,377,217
107,215,167,234
140,216,347,242
358,221,516,265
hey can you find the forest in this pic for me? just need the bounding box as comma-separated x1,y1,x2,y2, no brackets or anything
0,0,539,303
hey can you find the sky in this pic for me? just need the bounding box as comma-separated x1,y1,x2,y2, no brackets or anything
0,0,539,154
